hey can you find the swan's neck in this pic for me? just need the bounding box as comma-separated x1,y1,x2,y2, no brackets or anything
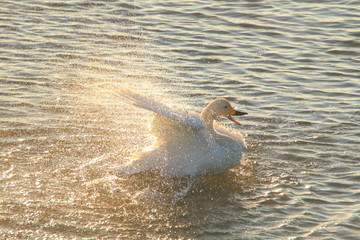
201,106,240,154
200,107,217,131
201,109,237,150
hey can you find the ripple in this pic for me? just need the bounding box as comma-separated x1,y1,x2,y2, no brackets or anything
326,49,359,56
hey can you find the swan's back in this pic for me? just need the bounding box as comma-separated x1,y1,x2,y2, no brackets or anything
149,116,245,176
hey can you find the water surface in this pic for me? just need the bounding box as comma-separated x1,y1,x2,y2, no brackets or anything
1,1,360,239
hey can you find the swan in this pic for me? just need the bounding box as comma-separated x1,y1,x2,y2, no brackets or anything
111,88,247,177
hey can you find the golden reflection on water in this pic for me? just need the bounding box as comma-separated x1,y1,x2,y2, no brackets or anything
1,72,259,239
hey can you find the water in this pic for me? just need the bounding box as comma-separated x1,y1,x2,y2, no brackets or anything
1,0,359,239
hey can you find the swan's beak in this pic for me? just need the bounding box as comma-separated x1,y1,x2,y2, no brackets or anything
227,106,247,125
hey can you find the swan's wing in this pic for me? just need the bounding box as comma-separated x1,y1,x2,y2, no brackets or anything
114,87,205,129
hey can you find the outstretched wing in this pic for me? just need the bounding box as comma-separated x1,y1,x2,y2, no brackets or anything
114,87,204,129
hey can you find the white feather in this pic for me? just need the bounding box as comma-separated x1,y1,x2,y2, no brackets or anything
114,88,204,129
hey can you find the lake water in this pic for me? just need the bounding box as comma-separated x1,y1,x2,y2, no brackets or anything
1,1,359,239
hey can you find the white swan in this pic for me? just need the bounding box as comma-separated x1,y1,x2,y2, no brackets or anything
112,88,247,177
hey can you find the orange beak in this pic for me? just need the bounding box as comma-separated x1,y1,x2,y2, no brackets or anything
227,106,247,125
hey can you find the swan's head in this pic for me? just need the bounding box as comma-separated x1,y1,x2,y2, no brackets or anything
202,98,247,125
